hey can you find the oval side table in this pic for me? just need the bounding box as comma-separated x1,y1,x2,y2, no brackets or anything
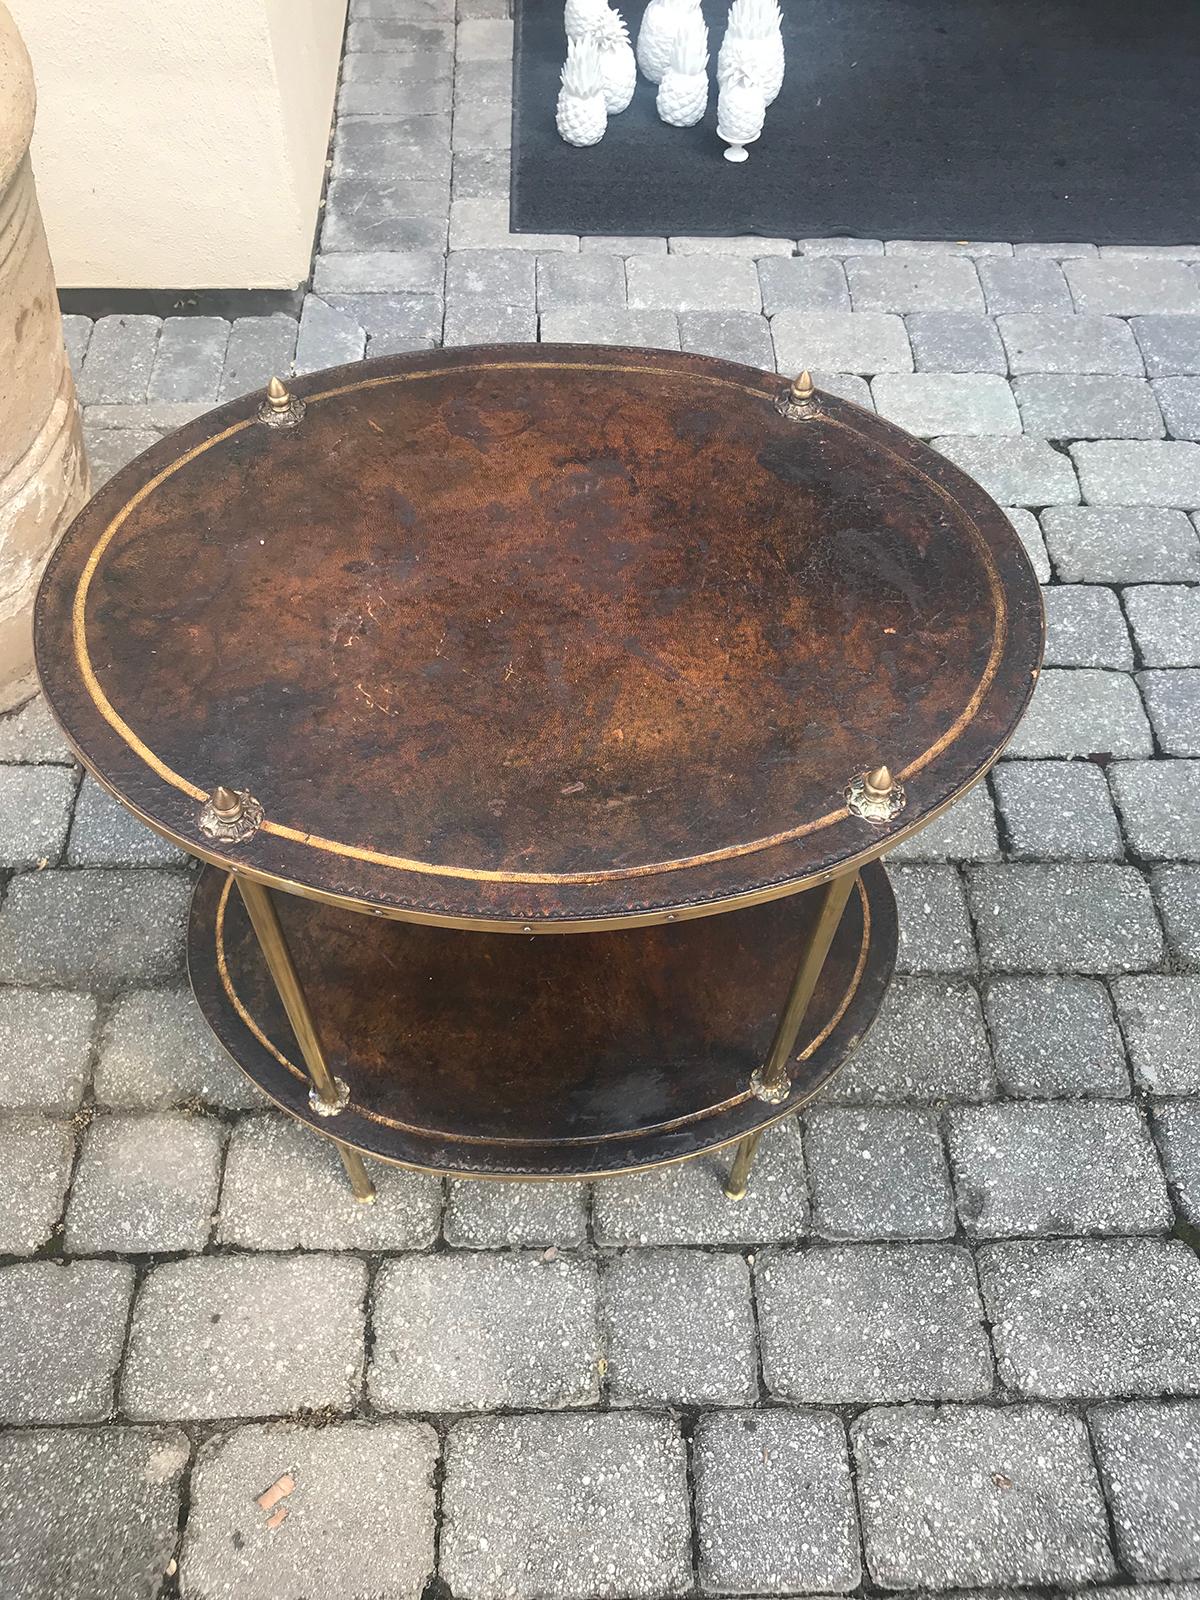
34,348,1044,1203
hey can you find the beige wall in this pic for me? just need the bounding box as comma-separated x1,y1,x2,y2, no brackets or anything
8,0,347,289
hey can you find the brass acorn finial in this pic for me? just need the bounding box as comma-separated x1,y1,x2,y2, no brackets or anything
209,785,244,822
864,765,894,797
258,375,306,428
792,369,815,402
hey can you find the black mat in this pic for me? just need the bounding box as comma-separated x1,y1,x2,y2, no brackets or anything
511,0,1200,243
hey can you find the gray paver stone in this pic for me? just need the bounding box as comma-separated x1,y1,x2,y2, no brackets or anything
294,295,367,373
0,764,75,867
540,308,680,347
846,256,983,312
993,759,1124,859
932,436,1080,506
890,865,977,973
592,1119,809,1245
980,1238,1200,1397
1072,440,1200,508
888,780,1000,862
446,246,535,304
1005,506,1051,580
443,299,535,344
1003,668,1152,758
369,1252,600,1412
0,692,76,763
1133,314,1200,376
313,250,446,294
0,1260,133,1423
536,252,625,310
0,1115,73,1251
756,1243,993,1403
60,313,92,374
78,315,161,404
1125,585,1200,666
1015,375,1164,440
601,1248,756,1406
0,987,97,1111
886,240,1012,257
332,114,451,185
827,977,994,1102
1151,1100,1200,1224
147,316,229,403
81,426,160,489
445,1176,588,1248
93,987,258,1108
1139,668,1200,755
1041,505,1200,582
679,311,776,369
218,314,298,401
321,291,443,348
0,1428,188,1600
441,1413,691,1600
219,1112,440,1249
1091,1399,1200,1579
0,869,191,991
122,1255,366,1420
580,233,667,255
668,235,793,255
693,1409,862,1595
804,1106,955,1239
756,257,849,314
770,311,912,374
181,1420,437,1600
1042,585,1134,668
1013,242,1099,258
979,258,1072,314
968,863,1163,973
1066,258,1200,315
871,373,1019,436
798,236,883,255
947,1101,1171,1237
1155,375,1200,440
1113,975,1200,1093
853,1403,1115,1587
1110,759,1200,858
1153,864,1200,966
626,255,760,312
66,1109,223,1253
905,312,1007,373
68,774,186,866
998,313,1144,376
450,196,576,252
984,975,1129,1098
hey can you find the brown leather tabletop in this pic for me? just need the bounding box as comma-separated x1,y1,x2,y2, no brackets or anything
35,345,1044,930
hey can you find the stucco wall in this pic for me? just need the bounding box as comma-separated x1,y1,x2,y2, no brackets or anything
7,0,347,289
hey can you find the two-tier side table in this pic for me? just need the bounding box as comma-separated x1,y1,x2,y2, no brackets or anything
34,347,1043,1204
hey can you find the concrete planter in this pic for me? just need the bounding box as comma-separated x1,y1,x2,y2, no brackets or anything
0,2,89,713
7,0,347,289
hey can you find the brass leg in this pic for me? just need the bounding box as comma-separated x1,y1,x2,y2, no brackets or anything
236,875,376,1204
723,1129,764,1201
750,868,859,1105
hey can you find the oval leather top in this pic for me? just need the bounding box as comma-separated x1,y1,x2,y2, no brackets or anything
34,345,1044,929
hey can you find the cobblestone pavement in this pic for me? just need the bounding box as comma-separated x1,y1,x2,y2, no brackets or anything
4,0,1200,1596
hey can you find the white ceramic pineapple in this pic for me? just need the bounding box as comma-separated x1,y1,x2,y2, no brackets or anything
717,67,765,161
564,0,612,44
657,16,708,127
636,0,700,85
557,36,608,145
717,0,784,105
596,10,637,113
